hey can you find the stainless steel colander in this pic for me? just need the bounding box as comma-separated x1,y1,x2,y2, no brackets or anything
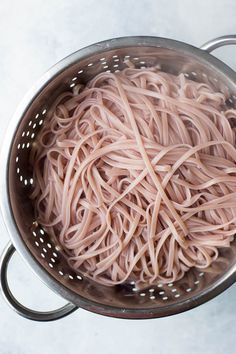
1,35,236,322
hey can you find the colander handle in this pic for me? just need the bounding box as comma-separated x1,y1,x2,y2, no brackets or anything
200,35,236,52
0,242,78,321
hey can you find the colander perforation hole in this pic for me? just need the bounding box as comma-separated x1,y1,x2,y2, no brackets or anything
149,288,155,293
39,119,43,126
191,71,197,76
28,120,32,126
174,293,180,298
39,237,44,243
87,63,93,67
47,243,52,249
41,253,45,258
31,133,35,139
157,284,163,288
194,280,200,284
20,175,23,181
162,296,168,301
42,247,47,253
115,70,120,73
140,292,146,297
168,283,173,287
70,83,75,88
52,252,58,258
32,123,37,129
30,178,33,184
103,65,109,69
26,131,30,136
26,142,30,148
150,296,156,300
15,156,19,162
59,270,64,276
186,288,192,292
49,263,54,268
68,275,74,280
17,144,21,149
100,57,106,61
113,58,119,62
113,64,119,68
133,57,139,61
78,69,83,74
22,131,25,137
76,275,82,280
42,109,47,115
72,77,77,81
50,257,56,263
35,241,39,247
32,231,37,237
35,113,39,119
171,288,177,293
184,73,189,77
159,291,165,295
16,168,20,174
199,272,204,277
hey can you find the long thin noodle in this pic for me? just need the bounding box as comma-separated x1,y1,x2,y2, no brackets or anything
30,67,236,286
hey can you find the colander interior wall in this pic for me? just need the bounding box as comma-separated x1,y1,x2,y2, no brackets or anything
7,39,236,315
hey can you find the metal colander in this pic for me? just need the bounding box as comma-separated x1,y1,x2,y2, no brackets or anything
1,35,236,322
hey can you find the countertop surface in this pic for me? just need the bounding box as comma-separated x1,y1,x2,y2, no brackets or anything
0,1,236,353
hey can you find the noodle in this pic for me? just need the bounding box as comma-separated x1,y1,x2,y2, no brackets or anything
30,67,236,286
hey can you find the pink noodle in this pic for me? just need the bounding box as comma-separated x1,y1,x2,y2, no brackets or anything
30,67,236,286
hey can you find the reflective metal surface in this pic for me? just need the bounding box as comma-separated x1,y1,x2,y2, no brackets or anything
0,242,78,321
1,35,236,321
201,34,236,52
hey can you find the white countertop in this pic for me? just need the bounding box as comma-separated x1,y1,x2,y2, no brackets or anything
0,1,236,353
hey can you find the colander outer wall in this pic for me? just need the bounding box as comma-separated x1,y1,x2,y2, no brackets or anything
1,36,236,319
